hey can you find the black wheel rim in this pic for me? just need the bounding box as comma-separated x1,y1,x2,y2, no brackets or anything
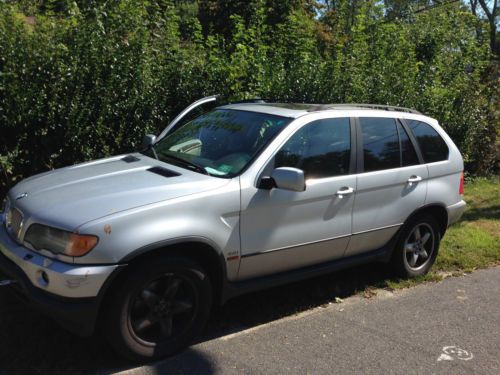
129,273,198,345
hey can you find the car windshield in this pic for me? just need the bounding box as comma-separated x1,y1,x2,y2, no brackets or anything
146,109,292,177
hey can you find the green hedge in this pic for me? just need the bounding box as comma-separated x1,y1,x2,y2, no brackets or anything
0,1,497,196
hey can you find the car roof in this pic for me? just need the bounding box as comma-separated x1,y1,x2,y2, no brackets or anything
218,102,424,119
218,103,311,118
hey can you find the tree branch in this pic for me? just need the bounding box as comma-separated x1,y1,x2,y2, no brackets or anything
478,0,493,21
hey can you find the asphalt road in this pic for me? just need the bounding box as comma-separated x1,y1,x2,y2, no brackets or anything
123,267,500,375
0,266,499,374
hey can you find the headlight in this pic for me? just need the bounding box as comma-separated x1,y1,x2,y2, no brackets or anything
24,224,99,257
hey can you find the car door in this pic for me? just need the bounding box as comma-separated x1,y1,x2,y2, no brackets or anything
346,116,428,256
238,117,356,280
156,95,218,141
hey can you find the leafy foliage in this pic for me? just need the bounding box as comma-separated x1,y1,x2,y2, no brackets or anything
0,0,497,195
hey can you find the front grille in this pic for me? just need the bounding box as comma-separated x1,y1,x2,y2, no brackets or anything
6,207,24,242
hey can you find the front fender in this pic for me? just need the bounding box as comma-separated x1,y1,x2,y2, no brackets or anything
73,179,241,281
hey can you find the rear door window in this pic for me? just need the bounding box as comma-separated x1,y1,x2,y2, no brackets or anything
398,122,419,167
359,118,400,172
407,120,449,163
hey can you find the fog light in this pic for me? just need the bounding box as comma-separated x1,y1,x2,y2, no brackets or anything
37,270,49,287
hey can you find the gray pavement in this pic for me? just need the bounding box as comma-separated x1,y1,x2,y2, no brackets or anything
0,266,499,374
122,267,500,375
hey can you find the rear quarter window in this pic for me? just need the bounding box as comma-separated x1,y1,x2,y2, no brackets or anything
407,120,449,163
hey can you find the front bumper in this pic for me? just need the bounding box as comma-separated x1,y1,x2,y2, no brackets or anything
0,224,122,336
447,199,466,227
0,224,118,298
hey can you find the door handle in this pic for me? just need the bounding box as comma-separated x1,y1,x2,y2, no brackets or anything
407,175,422,186
335,187,354,199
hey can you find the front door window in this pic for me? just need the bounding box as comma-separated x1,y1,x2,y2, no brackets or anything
274,117,351,179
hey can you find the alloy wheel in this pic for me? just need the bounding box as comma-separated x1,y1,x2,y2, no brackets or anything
403,223,435,271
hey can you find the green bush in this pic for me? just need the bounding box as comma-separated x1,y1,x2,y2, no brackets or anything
0,1,497,196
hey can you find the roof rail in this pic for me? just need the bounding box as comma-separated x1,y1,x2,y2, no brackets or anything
308,103,422,115
226,98,267,104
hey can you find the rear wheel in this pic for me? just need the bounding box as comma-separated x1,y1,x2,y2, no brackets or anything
391,214,441,277
105,256,212,362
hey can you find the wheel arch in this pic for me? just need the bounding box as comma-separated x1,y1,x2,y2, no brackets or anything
404,204,448,238
125,238,226,300
95,238,228,331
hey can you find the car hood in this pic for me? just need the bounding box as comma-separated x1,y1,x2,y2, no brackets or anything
9,153,230,230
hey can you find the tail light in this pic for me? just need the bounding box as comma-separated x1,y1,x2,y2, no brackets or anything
459,172,464,196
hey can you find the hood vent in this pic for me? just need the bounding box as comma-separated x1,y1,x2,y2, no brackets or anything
122,155,140,163
147,166,181,178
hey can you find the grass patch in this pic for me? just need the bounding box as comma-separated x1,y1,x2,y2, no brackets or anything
438,224,499,272
385,273,445,290
436,176,500,272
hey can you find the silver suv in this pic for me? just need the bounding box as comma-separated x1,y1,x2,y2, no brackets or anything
0,97,466,360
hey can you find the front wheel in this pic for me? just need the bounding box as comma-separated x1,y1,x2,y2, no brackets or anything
391,214,441,278
105,256,212,362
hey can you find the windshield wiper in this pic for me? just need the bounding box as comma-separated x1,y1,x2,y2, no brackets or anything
160,153,209,176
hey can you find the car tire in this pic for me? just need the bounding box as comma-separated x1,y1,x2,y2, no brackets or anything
391,213,441,278
104,256,212,362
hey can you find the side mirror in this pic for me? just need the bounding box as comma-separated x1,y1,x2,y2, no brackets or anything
259,167,305,192
142,134,156,149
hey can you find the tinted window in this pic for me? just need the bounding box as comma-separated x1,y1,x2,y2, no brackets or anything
398,122,419,167
275,118,351,179
360,118,400,172
408,120,449,163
